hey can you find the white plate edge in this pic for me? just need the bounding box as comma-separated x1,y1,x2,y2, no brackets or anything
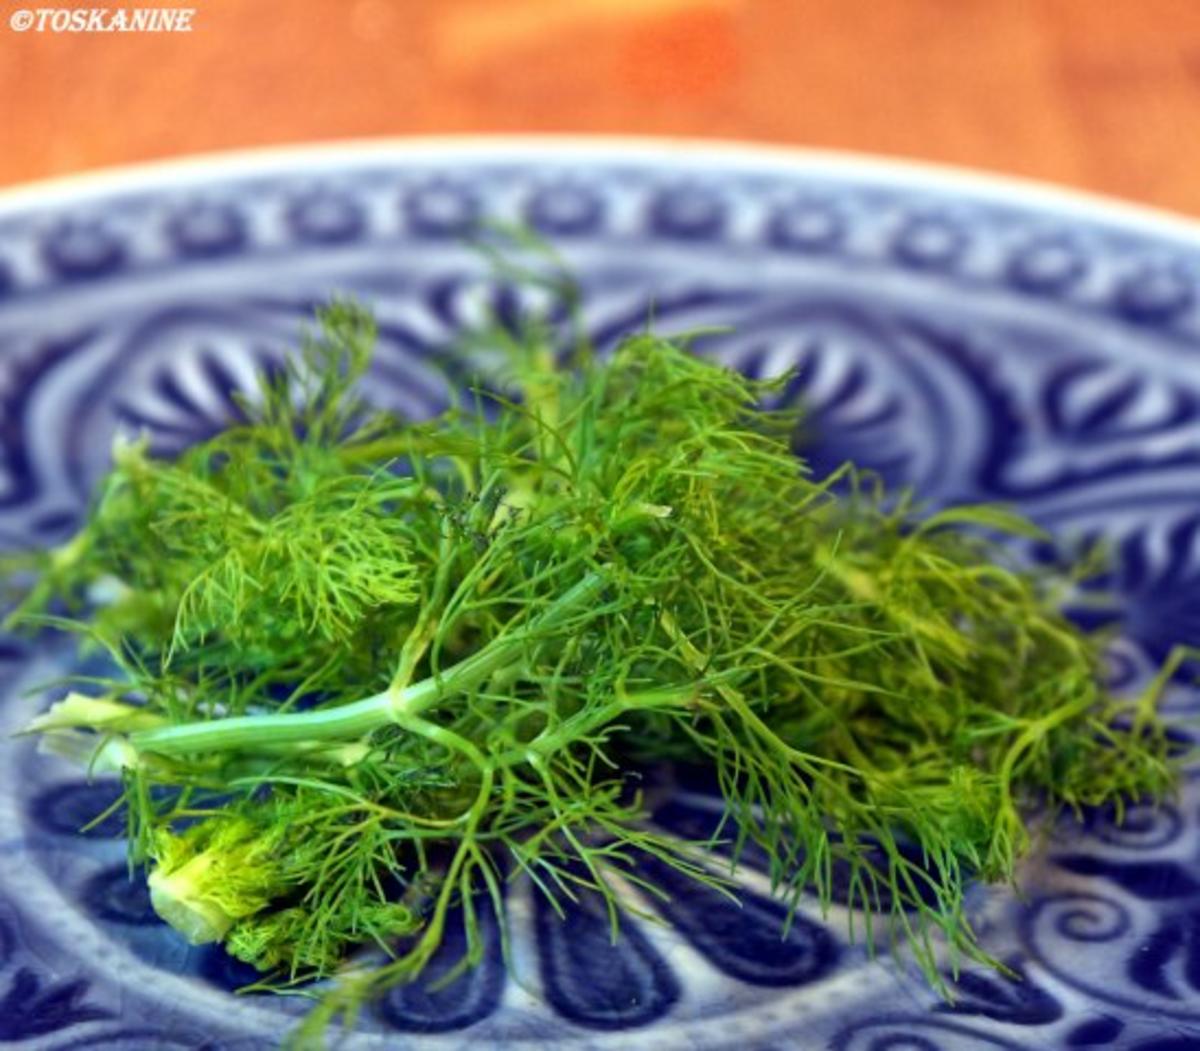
1,134,1199,247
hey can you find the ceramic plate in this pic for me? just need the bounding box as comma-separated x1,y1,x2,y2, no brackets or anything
1,139,1198,1051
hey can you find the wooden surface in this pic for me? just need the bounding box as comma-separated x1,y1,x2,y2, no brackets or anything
4,0,1200,214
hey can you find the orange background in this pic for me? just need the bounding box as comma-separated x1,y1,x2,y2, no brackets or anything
3,0,1200,213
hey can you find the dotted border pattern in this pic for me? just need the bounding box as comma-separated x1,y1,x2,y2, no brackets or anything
0,145,1199,342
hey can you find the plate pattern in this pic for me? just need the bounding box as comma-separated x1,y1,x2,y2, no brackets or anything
0,145,1198,1049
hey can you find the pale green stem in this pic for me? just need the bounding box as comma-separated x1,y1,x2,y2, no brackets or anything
131,571,607,759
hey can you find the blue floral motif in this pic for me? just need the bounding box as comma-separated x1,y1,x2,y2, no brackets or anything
32,779,129,838
115,341,258,452
525,183,604,235
1080,799,1186,851
286,191,366,244
404,181,481,237
1069,520,1200,669
1065,1014,1125,1046
1019,800,1200,1030
194,944,271,995
1128,907,1200,1001
41,221,126,281
1051,855,1200,900
1129,1039,1200,1051
1042,359,1199,444
535,877,680,1029
0,968,111,1041
829,1016,1030,1050
81,866,158,926
1114,261,1195,324
649,184,727,240
651,796,947,914
892,214,968,270
633,848,840,986
935,959,1062,1026
376,896,505,1033
1006,234,1087,294
767,197,845,252
166,201,248,259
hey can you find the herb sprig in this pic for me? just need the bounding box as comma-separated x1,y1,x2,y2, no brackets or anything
1,289,1178,1043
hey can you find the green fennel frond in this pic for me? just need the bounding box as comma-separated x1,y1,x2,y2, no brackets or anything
2,291,1182,1046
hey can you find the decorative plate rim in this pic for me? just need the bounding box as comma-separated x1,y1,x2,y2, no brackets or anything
3,133,1200,244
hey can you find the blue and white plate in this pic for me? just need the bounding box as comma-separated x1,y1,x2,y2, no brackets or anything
1,139,1198,1051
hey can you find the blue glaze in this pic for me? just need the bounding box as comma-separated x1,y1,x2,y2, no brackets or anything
31,779,128,838
376,896,506,1033
1114,262,1194,323
535,878,680,1029
41,221,126,280
635,849,839,986
1065,1015,1125,1046
404,182,480,237
167,202,247,258
1006,234,1087,293
286,192,365,244
525,183,604,235
0,968,111,1040
648,185,727,239
891,214,967,269
768,198,844,252
81,866,158,926
935,960,1062,1026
